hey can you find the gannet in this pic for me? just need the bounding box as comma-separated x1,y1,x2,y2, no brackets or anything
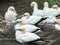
31,2,44,17
15,27,40,43
52,5,60,16
5,6,18,23
21,12,30,24
43,3,60,17
5,6,18,26
15,19,41,33
24,15,42,25
21,12,42,25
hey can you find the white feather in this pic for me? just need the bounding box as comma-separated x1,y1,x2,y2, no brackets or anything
15,24,40,32
5,10,17,22
55,24,60,31
21,16,28,24
42,16,56,23
32,2,44,17
32,10,44,17
15,31,40,43
43,8,60,17
24,15,42,24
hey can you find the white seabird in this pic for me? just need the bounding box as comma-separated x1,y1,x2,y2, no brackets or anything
21,12,30,24
24,15,42,25
43,2,49,18
21,12,42,25
15,27,40,43
31,2,44,17
52,5,60,16
5,6,18,26
15,19,42,33
43,3,60,17
5,6,18,23
42,16,57,23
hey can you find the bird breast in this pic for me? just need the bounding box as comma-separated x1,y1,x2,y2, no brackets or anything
15,32,40,43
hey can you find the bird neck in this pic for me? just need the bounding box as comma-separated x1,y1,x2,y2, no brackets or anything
8,9,11,11
33,5,38,11
22,30,26,34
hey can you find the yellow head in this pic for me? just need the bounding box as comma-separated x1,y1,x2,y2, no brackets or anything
8,6,15,11
52,5,58,9
21,27,26,33
17,19,23,24
56,19,60,24
44,2,49,8
23,12,30,19
31,1,37,7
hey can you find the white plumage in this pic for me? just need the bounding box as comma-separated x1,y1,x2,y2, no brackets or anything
43,3,59,23
24,15,42,24
31,2,44,17
51,6,60,16
44,8,56,17
15,24,41,33
21,16,28,24
21,12,30,24
21,12,42,25
43,5,60,17
55,24,60,31
5,6,17,22
42,16,56,23
15,27,40,43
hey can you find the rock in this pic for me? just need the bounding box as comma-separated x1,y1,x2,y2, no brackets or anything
0,21,15,38
0,15,4,22
36,22,60,45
